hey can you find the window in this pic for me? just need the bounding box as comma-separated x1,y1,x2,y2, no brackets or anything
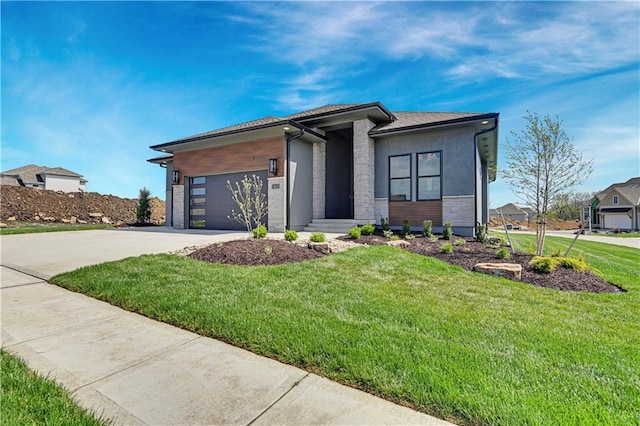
191,176,206,185
613,195,619,205
417,151,441,200
389,155,411,201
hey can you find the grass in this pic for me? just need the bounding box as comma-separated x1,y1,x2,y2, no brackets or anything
604,232,640,238
50,241,640,425
1,349,106,425
0,222,113,235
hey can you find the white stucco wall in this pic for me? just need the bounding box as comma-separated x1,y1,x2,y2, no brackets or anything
44,175,86,192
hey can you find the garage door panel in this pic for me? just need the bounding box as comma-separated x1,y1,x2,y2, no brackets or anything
190,171,268,231
603,213,631,230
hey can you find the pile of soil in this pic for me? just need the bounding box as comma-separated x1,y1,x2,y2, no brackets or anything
187,235,623,294
0,185,165,225
489,216,580,231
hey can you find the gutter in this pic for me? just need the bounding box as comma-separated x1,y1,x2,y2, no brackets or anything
286,128,305,230
473,119,499,229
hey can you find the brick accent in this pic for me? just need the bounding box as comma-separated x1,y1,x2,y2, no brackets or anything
389,201,442,226
312,142,326,219
442,195,475,226
353,119,375,221
172,185,185,229
173,136,285,183
267,177,286,232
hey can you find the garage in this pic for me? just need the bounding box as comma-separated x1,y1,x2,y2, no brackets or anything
601,209,632,230
189,170,268,230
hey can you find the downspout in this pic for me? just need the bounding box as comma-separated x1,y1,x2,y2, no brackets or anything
286,128,305,230
473,120,498,231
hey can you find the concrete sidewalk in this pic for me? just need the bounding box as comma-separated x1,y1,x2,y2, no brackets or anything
1,229,451,425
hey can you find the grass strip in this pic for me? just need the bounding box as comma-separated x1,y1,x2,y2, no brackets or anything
1,349,106,425
51,241,640,425
0,223,113,235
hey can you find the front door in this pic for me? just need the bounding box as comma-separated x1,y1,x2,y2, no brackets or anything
325,128,353,219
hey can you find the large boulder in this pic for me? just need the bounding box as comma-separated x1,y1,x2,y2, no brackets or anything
473,263,522,281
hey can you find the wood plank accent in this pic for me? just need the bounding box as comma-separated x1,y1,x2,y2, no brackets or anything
173,136,285,184
389,201,442,226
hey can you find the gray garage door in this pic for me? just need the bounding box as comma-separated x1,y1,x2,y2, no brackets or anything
189,171,268,230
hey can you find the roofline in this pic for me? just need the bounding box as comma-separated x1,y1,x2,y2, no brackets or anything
150,119,326,152
294,102,396,123
369,112,499,136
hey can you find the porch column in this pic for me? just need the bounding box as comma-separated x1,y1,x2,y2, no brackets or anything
312,142,326,219
172,185,185,229
353,119,376,222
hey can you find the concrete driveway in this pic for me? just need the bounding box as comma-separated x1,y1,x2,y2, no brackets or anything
1,228,450,425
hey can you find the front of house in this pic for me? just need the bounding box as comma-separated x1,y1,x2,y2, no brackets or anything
149,102,499,236
585,177,640,231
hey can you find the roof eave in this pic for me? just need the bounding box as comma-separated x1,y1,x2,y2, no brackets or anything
369,112,499,136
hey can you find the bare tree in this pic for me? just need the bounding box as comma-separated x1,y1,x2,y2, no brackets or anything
226,174,268,234
503,112,592,255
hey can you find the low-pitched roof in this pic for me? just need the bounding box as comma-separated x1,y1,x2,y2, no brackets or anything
1,164,85,185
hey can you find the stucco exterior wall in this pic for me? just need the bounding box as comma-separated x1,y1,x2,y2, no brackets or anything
43,175,85,192
289,139,313,230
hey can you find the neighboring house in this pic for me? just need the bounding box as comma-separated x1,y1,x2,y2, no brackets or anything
589,177,640,231
149,102,499,236
0,165,87,193
490,203,534,222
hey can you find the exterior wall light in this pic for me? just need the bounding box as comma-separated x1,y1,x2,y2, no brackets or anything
269,158,278,175
172,170,180,183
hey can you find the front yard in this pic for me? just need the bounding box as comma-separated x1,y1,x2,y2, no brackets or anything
50,235,639,425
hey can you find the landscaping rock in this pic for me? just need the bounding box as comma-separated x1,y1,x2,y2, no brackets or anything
473,263,522,281
101,216,112,224
0,222,7,228
308,242,331,254
386,239,410,248
7,216,16,221
89,212,103,218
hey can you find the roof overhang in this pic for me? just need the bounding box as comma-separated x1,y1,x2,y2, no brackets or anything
294,102,395,127
147,154,174,165
150,120,326,154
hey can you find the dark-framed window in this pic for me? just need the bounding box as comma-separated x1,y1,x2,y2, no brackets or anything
389,154,412,201
189,176,206,228
417,151,441,201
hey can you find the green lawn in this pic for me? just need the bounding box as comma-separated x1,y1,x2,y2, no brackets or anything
50,237,640,425
1,349,106,425
0,222,113,235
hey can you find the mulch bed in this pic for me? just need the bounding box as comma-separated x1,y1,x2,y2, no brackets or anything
188,235,624,294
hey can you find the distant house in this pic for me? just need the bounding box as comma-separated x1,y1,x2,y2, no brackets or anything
490,203,534,222
0,165,87,193
587,177,640,231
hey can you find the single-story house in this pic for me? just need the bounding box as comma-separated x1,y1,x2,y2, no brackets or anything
587,177,640,231
489,203,534,222
0,164,87,193
149,102,499,236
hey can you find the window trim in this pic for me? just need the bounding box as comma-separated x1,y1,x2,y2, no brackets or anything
416,151,442,201
389,154,412,202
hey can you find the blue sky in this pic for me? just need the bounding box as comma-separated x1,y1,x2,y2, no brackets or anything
2,1,638,208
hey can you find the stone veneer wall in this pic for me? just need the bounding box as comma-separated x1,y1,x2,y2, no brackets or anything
172,185,185,229
374,198,389,225
442,195,475,227
353,119,376,222
312,142,326,219
267,177,286,232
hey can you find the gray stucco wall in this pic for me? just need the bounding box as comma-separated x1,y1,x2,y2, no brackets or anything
374,128,476,199
289,139,314,230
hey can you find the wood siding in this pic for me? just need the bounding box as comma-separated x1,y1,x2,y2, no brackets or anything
173,136,285,184
389,201,442,226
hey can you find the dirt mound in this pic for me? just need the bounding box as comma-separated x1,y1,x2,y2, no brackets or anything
0,185,165,225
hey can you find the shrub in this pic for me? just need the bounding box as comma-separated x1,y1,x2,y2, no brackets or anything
383,230,394,239
136,187,152,224
360,223,375,236
557,257,588,272
495,248,511,259
475,224,487,243
405,234,415,241
284,229,298,242
264,245,273,255
348,227,361,239
550,248,563,257
529,256,556,273
441,242,453,254
443,222,452,240
402,219,411,237
380,217,391,231
310,232,325,243
422,220,433,237
429,235,439,243
454,239,466,246
487,240,501,249
252,224,267,239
